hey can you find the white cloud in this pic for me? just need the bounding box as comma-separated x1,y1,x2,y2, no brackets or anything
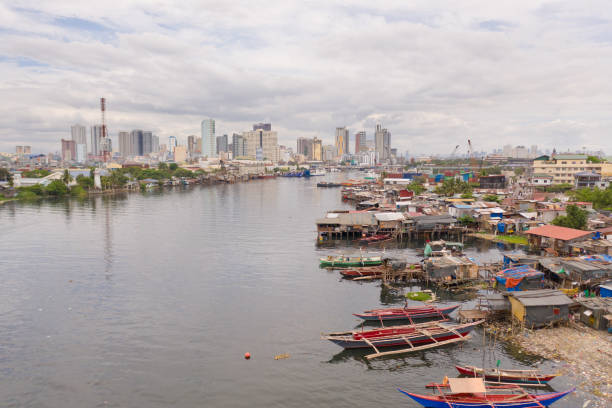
1,1,612,155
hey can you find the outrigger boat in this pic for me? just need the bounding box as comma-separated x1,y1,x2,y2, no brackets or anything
316,181,341,187
455,365,560,386
400,377,574,408
319,255,383,268
354,304,459,322
339,266,385,279
322,320,483,360
358,234,392,245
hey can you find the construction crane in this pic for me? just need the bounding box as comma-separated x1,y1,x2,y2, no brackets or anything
100,98,111,162
467,139,478,177
450,144,460,158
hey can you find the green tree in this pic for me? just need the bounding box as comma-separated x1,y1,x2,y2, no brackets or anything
514,167,525,176
0,168,13,186
158,162,168,171
435,178,472,197
168,163,178,171
76,174,94,189
62,169,73,185
483,194,501,203
21,169,51,178
457,214,476,225
173,168,193,178
545,183,573,193
405,181,425,195
587,155,605,163
551,204,588,230
46,180,69,196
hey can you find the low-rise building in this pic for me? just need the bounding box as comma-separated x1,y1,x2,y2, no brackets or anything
531,154,602,185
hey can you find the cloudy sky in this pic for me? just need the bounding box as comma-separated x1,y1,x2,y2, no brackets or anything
1,1,612,155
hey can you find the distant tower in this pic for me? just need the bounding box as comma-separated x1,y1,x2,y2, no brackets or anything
100,98,111,162
201,119,216,157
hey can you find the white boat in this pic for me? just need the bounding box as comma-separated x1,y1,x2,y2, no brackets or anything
311,168,326,176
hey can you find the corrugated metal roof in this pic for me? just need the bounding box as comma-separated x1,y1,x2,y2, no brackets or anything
526,225,593,241
510,289,574,306
374,212,405,221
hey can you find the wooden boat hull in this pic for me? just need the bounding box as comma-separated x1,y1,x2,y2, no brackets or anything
397,388,574,408
320,256,383,267
354,305,459,321
324,321,477,349
359,234,391,244
455,365,558,385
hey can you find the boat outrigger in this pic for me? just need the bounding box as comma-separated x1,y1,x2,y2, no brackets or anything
400,377,574,408
322,320,482,360
354,304,459,322
319,255,383,268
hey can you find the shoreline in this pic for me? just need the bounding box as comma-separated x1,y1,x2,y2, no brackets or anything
485,321,611,406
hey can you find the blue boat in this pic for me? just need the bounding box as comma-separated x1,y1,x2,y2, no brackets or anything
397,387,574,408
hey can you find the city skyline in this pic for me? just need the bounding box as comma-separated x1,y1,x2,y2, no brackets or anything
2,3,612,155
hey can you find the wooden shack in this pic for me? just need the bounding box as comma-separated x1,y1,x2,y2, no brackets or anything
508,289,574,328
424,255,479,282
525,225,594,254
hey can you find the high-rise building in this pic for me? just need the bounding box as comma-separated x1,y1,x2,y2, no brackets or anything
130,130,144,156
90,125,103,156
75,144,87,163
216,134,228,154
355,131,366,153
232,133,247,158
312,137,323,161
502,144,512,157
143,131,153,155
296,137,313,159
323,145,337,162
61,139,76,162
335,127,349,156
196,137,202,154
71,124,87,152
119,131,131,157
253,122,271,131
16,146,30,157
374,124,391,163
152,135,159,153
243,127,279,162
187,135,196,153
201,119,216,157
168,136,177,155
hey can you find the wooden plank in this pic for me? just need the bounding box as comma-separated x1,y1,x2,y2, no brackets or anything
365,335,470,360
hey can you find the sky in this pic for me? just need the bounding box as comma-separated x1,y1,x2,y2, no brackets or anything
1,1,612,155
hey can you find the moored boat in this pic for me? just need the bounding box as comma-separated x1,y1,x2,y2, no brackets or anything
398,386,574,408
455,365,559,385
354,304,459,322
358,234,391,244
319,255,383,268
317,181,341,187
339,266,385,278
322,320,482,350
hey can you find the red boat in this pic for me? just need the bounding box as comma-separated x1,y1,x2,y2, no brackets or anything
359,234,391,244
340,267,384,279
455,365,559,385
354,305,459,322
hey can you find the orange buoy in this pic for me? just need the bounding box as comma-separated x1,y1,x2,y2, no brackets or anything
244,352,251,359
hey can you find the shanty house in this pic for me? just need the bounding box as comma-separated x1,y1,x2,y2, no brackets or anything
495,265,544,291
424,255,479,281
508,289,574,328
576,297,612,330
525,225,594,254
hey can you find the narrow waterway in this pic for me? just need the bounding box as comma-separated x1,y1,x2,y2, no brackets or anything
0,175,584,407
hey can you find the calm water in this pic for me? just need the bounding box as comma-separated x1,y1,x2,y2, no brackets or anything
0,176,585,407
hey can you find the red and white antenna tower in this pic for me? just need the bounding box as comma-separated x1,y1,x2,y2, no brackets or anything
100,97,110,162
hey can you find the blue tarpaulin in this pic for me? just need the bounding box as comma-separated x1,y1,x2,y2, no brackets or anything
495,265,544,291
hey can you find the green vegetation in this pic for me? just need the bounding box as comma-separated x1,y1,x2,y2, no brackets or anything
482,194,501,203
69,185,88,198
551,204,588,230
0,168,13,186
21,169,51,178
460,191,474,199
495,235,529,245
514,167,525,176
480,166,501,176
405,181,425,195
587,155,605,164
435,178,473,197
545,183,573,193
405,291,433,301
568,187,612,210
457,214,476,225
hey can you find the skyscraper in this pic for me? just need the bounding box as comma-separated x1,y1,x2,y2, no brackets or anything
118,131,131,157
130,129,144,156
312,137,322,161
297,137,313,159
187,135,196,153
71,124,87,148
216,134,228,154
143,131,153,155
61,139,76,161
335,127,349,156
232,133,247,158
374,124,391,163
168,136,177,154
243,126,279,162
90,125,103,156
201,119,216,157
355,131,366,153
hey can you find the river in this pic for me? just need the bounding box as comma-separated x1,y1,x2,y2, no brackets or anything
0,175,585,407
